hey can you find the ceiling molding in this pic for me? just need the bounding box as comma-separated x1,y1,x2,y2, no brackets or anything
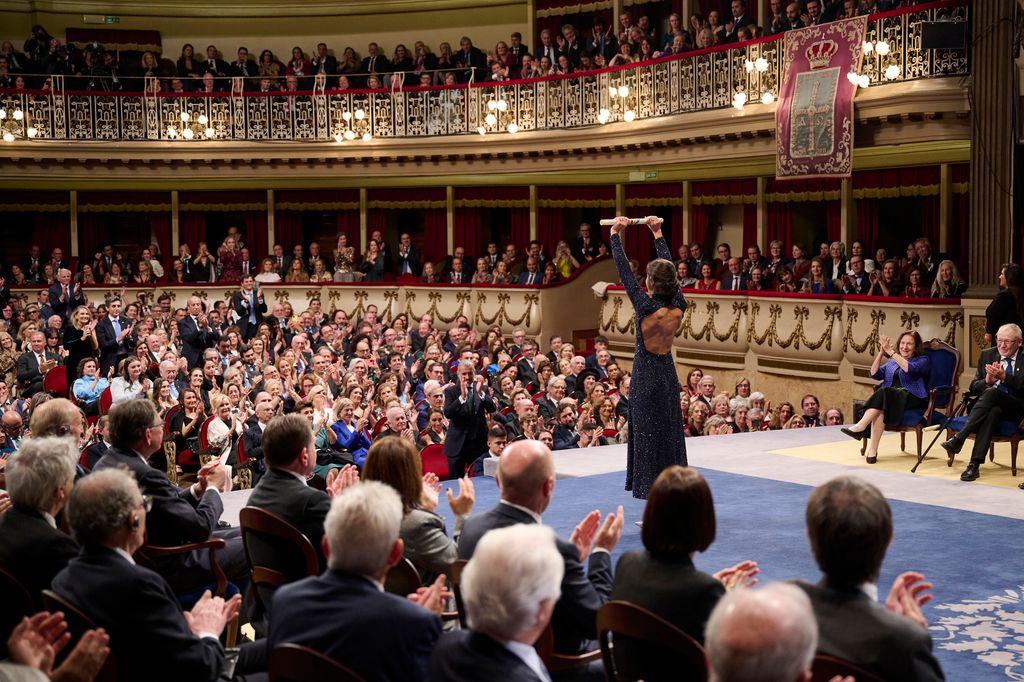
3,0,524,18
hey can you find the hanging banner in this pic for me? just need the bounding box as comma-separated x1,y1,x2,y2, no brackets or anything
776,16,868,179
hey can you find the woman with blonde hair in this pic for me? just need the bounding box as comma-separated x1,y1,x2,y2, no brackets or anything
0,331,18,388
331,397,371,467
931,259,968,298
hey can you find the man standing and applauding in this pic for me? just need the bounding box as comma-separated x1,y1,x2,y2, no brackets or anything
231,275,266,342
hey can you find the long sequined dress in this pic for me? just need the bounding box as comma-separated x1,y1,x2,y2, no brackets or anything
611,233,688,499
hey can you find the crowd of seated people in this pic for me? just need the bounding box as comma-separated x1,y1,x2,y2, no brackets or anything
669,236,967,298
0,2,939,93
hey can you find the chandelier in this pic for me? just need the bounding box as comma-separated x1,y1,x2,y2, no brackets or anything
0,103,37,142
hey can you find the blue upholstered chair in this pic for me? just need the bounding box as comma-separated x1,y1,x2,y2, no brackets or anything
943,414,1022,476
860,338,961,460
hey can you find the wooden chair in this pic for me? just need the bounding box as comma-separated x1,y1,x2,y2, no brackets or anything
98,386,113,416
447,559,468,628
944,412,1024,475
810,654,884,682
384,556,422,597
372,417,389,438
197,415,216,466
859,338,961,459
239,507,319,615
534,621,603,673
269,643,366,682
0,565,36,658
42,366,68,399
596,600,707,682
419,443,450,480
234,438,253,490
41,589,118,682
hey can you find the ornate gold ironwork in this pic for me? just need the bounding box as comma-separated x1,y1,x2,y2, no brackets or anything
680,300,746,343
474,292,539,328
405,290,471,325
900,311,920,329
600,296,635,335
939,310,963,347
748,303,841,350
842,308,886,354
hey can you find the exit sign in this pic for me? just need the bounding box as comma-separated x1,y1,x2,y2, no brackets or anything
105,15,120,23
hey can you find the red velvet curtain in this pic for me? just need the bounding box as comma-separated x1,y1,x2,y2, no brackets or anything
337,210,360,254
422,209,447,263
626,182,683,260
510,208,530,254
951,164,969,280
149,212,172,271
537,185,614,254
274,212,304,255
826,200,841,243
33,213,72,261
742,204,758,251
766,202,792,247
537,207,564,256
181,212,206,252
453,207,482,260
77,213,106,262
453,187,529,259
691,204,711,251
856,198,879,250
918,195,940,249
246,210,268,260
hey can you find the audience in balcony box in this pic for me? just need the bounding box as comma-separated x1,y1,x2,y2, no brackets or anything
176,43,201,90
902,268,930,298
695,262,721,291
931,260,967,298
801,258,834,295
359,239,386,282
867,259,903,297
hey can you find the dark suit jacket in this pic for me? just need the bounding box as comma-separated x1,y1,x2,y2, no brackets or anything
453,46,487,81
178,315,221,370
536,395,558,422
0,506,79,601
457,502,613,654
843,273,872,295
517,269,542,286
268,569,442,682
795,580,945,682
394,247,422,277
572,236,603,264
53,545,225,682
95,315,135,375
720,273,749,291
15,350,59,397
84,440,108,470
969,346,1024,397
552,423,580,451
231,289,267,340
246,467,331,572
47,283,86,321
428,630,546,682
442,384,496,469
722,14,755,42
361,54,391,75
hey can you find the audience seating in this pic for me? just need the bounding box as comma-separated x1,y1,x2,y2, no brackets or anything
419,443,449,480
535,622,602,674
596,600,707,682
41,589,119,682
861,338,961,460
810,654,884,682
98,386,113,416
383,557,422,597
944,413,1023,475
239,507,319,617
269,643,366,682
42,367,68,400
447,559,468,629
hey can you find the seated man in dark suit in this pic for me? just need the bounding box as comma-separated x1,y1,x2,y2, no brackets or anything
16,330,60,397
0,436,80,601
83,415,111,471
458,440,623,655
943,323,1024,483
536,376,564,423
706,582,819,682
720,258,749,292
53,467,257,681
93,399,247,595
429,524,563,682
794,476,944,682
267,481,445,682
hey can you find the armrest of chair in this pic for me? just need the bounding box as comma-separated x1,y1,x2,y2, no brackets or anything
139,537,229,597
924,384,956,422
534,623,603,672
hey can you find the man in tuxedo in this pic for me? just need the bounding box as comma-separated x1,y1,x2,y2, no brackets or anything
53,467,255,681
237,247,257,278
394,232,422,277
841,255,872,294
23,244,43,283
16,331,59,397
93,399,246,595
448,256,468,284
270,243,287,276
202,44,230,77
454,36,487,82
179,296,222,370
943,323,1024,483
516,340,541,389
545,334,563,364
458,440,622,654
95,297,135,376
0,436,79,602
231,275,266,342
794,476,944,681
722,0,755,42
444,360,497,476
536,376,564,423
47,268,86,322
430,524,562,681
230,45,256,79
572,222,602,264
517,257,542,286
536,29,560,70
267,481,444,681
240,399,274,484
310,42,337,80
720,257,749,292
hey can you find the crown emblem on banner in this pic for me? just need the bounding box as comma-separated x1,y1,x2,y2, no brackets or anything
806,39,838,69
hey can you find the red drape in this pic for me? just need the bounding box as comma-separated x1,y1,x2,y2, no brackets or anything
742,204,758,251
826,200,841,243
246,210,268,261
453,207,482,260
537,208,564,256
274,212,304,255
691,204,711,251
77,213,106,261
918,195,940,249
33,213,71,261
149,212,172,270
181,212,206,252
453,187,529,259
511,208,530,255
626,182,684,260
337,210,360,254
951,163,969,280
766,202,792,248
422,210,447,263
537,185,614,254
856,198,879,250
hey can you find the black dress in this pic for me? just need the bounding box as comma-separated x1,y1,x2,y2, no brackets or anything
63,326,97,390
611,233,688,499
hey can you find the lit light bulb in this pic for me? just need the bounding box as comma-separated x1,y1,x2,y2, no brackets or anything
166,126,177,138
623,110,636,122
858,74,870,88
744,59,754,73
334,133,343,143
13,109,23,121
204,127,214,138
485,113,497,125
487,99,497,110
862,40,874,54
506,122,518,134
761,91,775,104
2,132,14,142
180,111,190,122
354,109,365,120
477,126,486,135
27,127,37,138
617,85,629,98
344,129,356,140
884,64,900,80
875,40,890,56
496,100,508,111
198,114,209,125
182,127,194,139
755,57,768,72
0,110,6,119
609,85,618,96
362,132,372,141
342,111,352,121
734,91,747,105
847,70,860,84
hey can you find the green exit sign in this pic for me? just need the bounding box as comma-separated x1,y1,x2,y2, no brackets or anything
644,171,658,180
105,15,120,23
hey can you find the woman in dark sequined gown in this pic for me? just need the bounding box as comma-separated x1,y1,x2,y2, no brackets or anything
610,216,688,499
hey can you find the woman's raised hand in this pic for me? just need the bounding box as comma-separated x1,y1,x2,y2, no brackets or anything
645,215,664,234
610,216,630,235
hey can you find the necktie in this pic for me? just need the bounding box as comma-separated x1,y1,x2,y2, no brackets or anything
112,318,121,337
37,353,43,368
63,286,68,300
249,292,257,323
733,278,739,291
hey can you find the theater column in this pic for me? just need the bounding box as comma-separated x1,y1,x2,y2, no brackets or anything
446,186,454,256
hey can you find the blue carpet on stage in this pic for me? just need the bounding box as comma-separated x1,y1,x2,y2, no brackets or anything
442,468,1024,680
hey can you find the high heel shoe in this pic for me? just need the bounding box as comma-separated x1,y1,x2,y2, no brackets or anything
865,454,878,464
841,427,870,441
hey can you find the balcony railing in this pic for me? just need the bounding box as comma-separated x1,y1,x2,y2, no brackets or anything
0,1,968,144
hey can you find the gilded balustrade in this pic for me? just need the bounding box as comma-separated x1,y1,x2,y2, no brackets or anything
0,2,967,143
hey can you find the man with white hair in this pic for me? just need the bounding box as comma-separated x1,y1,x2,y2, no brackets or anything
417,379,445,431
429,524,563,680
705,582,818,682
444,360,496,476
47,267,86,323
267,481,445,680
377,404,416,444
0,436,79,599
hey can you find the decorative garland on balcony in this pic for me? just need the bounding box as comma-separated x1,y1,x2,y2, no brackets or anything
624,197,685,207
764,190,841,203
851,185,940,199
535,0,613,18
0,204,69,212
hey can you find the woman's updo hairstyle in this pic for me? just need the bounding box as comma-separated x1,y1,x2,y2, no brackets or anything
646,258,678,297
